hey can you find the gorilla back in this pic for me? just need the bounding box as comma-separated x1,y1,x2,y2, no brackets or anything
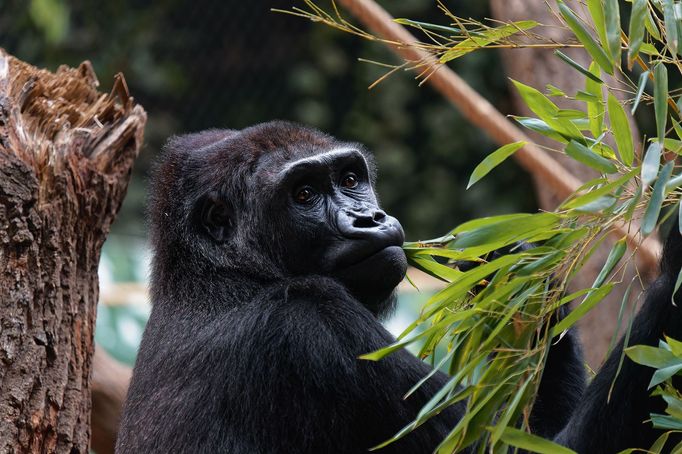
115,122,462,453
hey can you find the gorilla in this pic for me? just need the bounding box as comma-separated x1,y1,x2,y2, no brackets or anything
116,121,682,453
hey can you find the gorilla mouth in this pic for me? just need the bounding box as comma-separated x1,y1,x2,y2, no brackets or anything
337,244,405,271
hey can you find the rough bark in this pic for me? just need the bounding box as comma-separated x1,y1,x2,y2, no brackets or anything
490,0,652,368
0,49,145,453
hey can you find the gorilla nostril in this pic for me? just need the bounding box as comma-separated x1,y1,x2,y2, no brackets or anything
353,215,377,229
352,210,386,229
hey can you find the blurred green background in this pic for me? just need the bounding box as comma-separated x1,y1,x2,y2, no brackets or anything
1,0,537,365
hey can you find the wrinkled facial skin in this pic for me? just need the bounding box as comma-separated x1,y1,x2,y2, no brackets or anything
265,147,407,313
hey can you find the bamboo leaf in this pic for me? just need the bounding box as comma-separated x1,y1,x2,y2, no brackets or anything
664,0,679,54
565,140,618,173
607,93,634,166
592,237,627,288
585,62,604,137
498,427,577,454
559,1,614,74
631,70,649,114
563,170,636,209
651,414,682,430
513,116,568,142
628,0,647,66
626,344,679,369
642,142,663,187
451,213,560,249
440,21,538,63
587,0,608,47
512,80,583,140
554,50,603,82
604,0,621,65
654,63,669,142
642,161,675,236
467,141,526,189
650,363,682,388
645,7,662,40
552,284,615,333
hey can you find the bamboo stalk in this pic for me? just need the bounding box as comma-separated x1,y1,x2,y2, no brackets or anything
336,0,661,270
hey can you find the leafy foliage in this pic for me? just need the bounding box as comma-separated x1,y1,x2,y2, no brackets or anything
288,0,682,452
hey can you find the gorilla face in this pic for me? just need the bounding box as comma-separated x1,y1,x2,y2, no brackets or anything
188,123,407,315
275,147,407,312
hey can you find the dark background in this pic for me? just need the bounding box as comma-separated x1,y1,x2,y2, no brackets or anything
1,0,537,243
1,0,538,362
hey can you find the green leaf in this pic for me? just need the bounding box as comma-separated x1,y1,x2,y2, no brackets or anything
651,432,670,454
664,0,679,54
512,80,583,140
651,414,682,430
642,142,662,187
498,427,577,454
409,255,462,282
607,93,634,166
490,380,532,444
650,363,682,388
631,70,650,114
654,63,669,142
587,0,608,47
467,141,526,189
668,173,682,193
585,62,605,137
514,116,568,142
559,1,614,74
562,170,636,210
451,213,536,234
554,50,603,82
642,161,675,236
546,84,566,97
592,237,627,288
674,265,682,303
552,283,615,333
665,336,682,357
628,0,647,66
645,7,662,41
451,213,560,249
604,0,621,65
565,140,618,173
440,21,538,63
625,344,679,369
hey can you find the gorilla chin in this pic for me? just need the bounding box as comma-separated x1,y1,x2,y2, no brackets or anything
333,245,408,317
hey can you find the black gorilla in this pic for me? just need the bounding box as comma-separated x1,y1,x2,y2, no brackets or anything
116,121,681,453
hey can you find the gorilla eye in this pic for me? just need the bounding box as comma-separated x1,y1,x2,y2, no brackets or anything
341,173,359,189
294,187,316,204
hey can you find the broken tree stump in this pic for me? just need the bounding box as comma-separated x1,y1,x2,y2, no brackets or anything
0,49,146,453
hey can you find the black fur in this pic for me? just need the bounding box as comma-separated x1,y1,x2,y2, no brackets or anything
116,121,682,453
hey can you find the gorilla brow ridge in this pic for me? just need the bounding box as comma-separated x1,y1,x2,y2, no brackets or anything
279,147,368,175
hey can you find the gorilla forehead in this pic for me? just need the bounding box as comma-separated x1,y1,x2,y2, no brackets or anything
198,121,376,187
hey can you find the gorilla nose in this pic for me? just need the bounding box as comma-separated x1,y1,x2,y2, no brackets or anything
352,209,386,229
338,208,405,245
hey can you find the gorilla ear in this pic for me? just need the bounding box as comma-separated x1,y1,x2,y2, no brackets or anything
199,193,233,243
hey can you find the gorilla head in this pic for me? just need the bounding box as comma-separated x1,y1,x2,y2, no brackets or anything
148,121,407,314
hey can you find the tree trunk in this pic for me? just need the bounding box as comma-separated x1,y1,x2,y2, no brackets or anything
0,49,145,453
490,0,652,368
